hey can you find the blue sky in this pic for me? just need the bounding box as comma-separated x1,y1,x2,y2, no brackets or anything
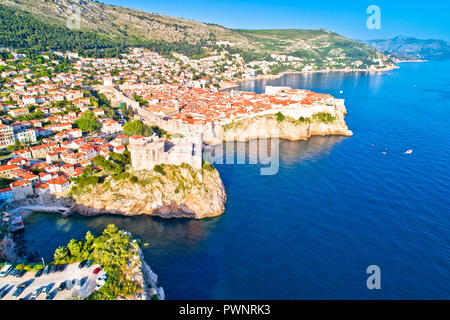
103,0,450,41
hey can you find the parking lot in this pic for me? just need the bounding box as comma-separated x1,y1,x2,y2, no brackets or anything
0,262,106,300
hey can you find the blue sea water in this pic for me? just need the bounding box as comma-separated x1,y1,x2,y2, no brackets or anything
17,61,449,299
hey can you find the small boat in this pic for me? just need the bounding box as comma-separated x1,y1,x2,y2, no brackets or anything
9,216,25,233
405,149,413,154
339,90,343,94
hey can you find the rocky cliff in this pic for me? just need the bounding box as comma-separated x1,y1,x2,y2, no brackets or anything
203,104,353,144
68,164,226,219
119,246,165,300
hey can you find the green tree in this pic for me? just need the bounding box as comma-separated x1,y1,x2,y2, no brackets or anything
75,111,101,132
54,246,69,261
67,239,83,257
123,120,145,136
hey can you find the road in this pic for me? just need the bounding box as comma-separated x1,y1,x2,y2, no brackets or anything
0,262,106,300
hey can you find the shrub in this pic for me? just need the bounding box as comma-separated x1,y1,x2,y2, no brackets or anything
202,161,215,172
130,176,138,183
275,112,285,122
33,264,44,271
153,164,165,175
312,112,337,123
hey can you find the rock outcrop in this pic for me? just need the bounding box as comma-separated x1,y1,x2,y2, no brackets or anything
203,103,353,144
68,164,226,219
121,246,165,300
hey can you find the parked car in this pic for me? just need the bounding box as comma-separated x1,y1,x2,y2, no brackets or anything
56,264,65,272
0,264,13,277
45,293,54,300
10,269,19,277
31,287,42,297
50,265,57,273
95,282,105,291
17,270,26,278
78,260,86,269
84,260,93,268
65,279,74,290
0,289,8,299
58,281,66,291
93,267,101,275
96,274,108,285
42,283,54,295
35,269,43,278
12,287,24,297
77,278,86,288
17,281,31,289
43,265,50,275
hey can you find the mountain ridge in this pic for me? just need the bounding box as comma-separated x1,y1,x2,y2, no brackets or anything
363,35,450,60
0,0,390,68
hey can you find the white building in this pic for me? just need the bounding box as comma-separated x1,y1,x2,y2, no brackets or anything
101,119,122,134
10,180,34,200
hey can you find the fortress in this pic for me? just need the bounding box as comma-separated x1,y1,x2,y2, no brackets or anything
128,134,203,171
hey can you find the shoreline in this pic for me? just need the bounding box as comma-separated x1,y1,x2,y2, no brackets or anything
396,59,428,63
220,64,399,90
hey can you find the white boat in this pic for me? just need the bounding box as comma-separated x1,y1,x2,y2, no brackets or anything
8,215,25,233
405,149,413,154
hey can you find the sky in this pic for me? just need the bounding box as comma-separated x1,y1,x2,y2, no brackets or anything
102,0,450,41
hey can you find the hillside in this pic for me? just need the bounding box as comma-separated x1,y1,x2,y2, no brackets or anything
363,35,450,60
0,0,389,65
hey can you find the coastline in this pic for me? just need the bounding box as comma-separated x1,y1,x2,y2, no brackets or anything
396,59,428,63
220,64,399,90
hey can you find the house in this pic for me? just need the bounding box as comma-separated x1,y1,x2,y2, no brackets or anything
10,180,33,200
34,183,50,197
0,165,20,179
7,157,30,167
14,128,37,144
101,119,122,134
38,172,53,183
113,144,125,154
66,128,82,139
115,134,129,144
10,169,39,186
31,142,59,159
78,143,98,159
0,187,14,203
0,124,15,148
90,138,106,146
9,108,30,118
47,177,70,194
93,109,105,117
12,148,32,160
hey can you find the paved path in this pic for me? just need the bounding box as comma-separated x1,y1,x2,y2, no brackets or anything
0,263,106,300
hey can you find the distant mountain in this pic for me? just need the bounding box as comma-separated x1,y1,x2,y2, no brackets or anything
363,35,450,60
0,0,387,66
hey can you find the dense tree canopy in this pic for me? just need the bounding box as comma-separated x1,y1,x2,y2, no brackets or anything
75,111,101,132
0,4,207,58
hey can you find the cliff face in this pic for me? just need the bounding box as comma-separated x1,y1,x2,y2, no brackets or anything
120,246,165,300
203,104,353,144
69,165,226,219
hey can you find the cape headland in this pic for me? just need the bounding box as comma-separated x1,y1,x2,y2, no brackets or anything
69,162,226,219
